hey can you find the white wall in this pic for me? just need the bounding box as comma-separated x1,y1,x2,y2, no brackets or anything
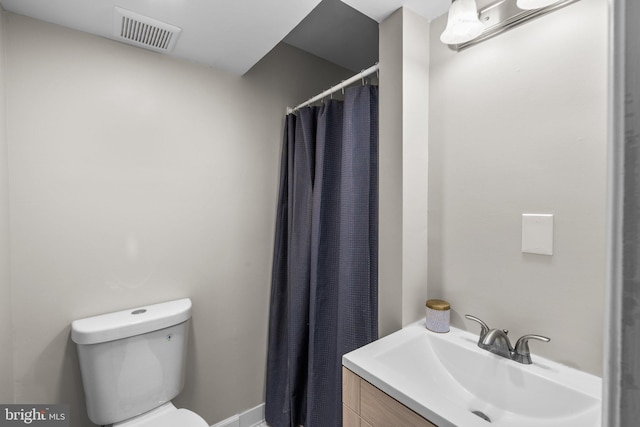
378,8,430,337
428,0,607,375
0,10,15,404
3,13,349,426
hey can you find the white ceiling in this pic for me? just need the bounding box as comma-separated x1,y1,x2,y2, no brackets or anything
341,0,450,23
0,0,451,75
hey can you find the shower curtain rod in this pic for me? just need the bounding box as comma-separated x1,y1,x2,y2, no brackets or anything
286,63,379,115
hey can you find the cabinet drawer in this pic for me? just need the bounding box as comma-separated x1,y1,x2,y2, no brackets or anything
343,404,360,427
360,379,436,427
343,367,361,413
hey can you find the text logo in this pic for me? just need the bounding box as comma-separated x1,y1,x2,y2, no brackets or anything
0,405,68,427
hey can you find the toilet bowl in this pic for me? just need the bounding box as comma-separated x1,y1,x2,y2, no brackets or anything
71,298,207,426
113,402,208,427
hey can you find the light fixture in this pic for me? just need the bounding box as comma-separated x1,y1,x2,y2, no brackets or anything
516,0,563,9
440,0,485,45
442,0,579,50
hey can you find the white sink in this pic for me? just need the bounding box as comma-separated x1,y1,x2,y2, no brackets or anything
342,320,601,427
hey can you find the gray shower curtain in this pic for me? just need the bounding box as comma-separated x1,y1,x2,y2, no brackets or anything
265,85,378,427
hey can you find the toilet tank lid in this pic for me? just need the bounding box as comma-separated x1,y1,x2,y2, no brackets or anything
71,298,192,345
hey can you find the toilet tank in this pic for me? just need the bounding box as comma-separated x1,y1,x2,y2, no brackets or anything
71,298,192,426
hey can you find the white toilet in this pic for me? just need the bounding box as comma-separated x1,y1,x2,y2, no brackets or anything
71,298,208,427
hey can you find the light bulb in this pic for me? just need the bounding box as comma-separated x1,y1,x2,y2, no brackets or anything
516,0,562,10
440,0,485,45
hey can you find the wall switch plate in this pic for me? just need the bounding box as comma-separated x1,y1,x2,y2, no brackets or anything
522,214,554,255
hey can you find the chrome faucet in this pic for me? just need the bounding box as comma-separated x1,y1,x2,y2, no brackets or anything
465,314,550,365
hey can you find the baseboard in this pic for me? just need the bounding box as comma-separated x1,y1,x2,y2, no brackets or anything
211,403,265,427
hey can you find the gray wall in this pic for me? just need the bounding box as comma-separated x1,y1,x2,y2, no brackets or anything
0,10,15,405
620,0,640,418
378,9,404,337
2,13,349,426
607,0,640,423
428,0,607,375
378,8,430,338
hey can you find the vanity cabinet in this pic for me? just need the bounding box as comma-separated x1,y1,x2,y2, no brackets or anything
342,367,437,427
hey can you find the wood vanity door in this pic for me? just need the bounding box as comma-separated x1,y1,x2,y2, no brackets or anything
343,368,362,427
360,380,435,427
342,367,436,427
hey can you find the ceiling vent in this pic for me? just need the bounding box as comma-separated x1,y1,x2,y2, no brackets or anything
113,7,181,53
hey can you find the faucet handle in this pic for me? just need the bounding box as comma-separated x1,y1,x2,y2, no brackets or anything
465,314,490,339
513,334,550,364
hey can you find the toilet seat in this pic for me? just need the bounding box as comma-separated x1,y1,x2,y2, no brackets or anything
113,402,208,427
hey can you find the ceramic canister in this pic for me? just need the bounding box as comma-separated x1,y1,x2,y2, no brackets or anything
425,299,450,333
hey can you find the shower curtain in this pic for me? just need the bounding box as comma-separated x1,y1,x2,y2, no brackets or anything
265,85,378,427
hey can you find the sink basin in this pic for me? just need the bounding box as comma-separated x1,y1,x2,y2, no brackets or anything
343,321,601,427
